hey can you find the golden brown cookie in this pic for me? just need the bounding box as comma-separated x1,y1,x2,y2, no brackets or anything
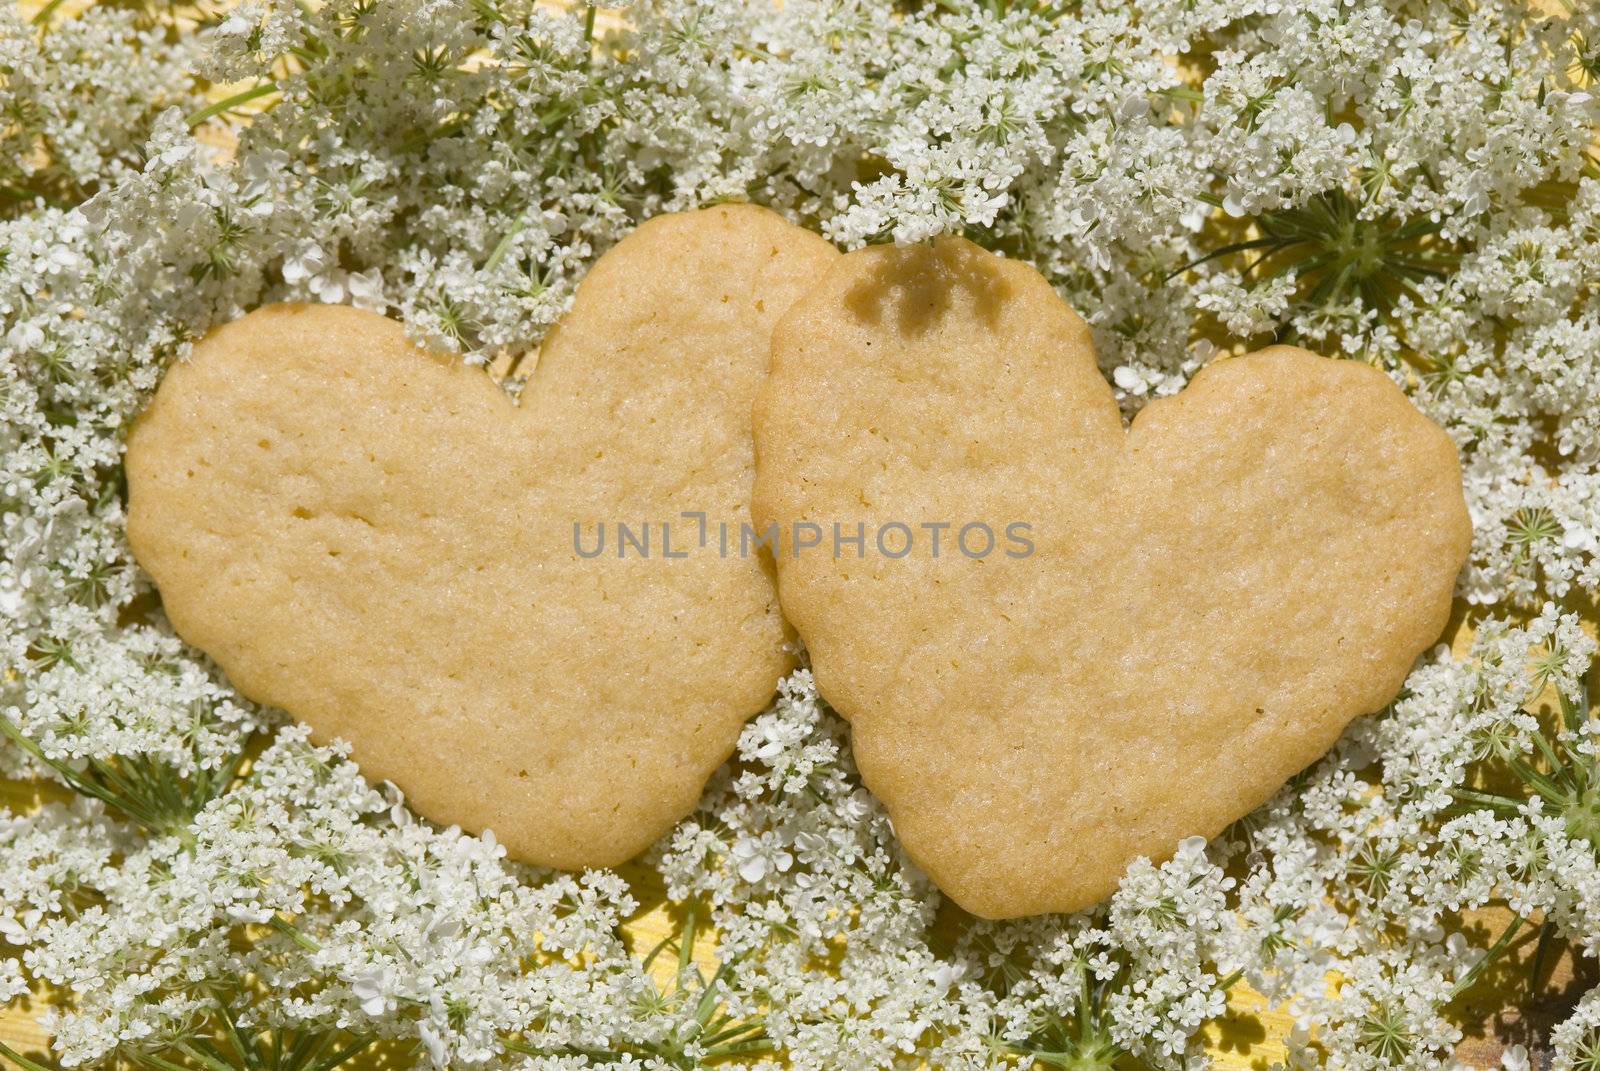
751,236,1470,918
127,204,840,869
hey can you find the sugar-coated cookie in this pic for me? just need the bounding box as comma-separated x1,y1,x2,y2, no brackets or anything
751,236,1470,918
127,204,841,869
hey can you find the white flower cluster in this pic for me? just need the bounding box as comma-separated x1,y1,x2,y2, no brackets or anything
21,727,650,1068
0,6,206,211
1,1,1598,1069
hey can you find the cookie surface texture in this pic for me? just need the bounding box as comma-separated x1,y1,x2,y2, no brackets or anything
127,204,840,869
751,236,1471,918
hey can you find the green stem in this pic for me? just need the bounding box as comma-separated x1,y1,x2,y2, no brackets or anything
1448,786,1524,813
1527,918,1556,999
0,714,132,814
128,1053,192,1071
1077,962,1095,1044
483,216,526,273
699,1019,766,1048
208,992,252,1068
679,899,699,978
1164,236,1286,281
0,1040,59,1071
306,1036,374,1071
268,915,322,953
1530,731,1574,791
1505,755,1566,805
703,1038,774,1058
1561,685,1592,737
175,1042,237,1071
28,0,67,26
0,714,237,842
694,961,729,1025
1450,915,1524,1000
186,82,280,128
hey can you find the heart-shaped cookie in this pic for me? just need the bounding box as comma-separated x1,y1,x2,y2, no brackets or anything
751,237,1470,918
127,204,839,869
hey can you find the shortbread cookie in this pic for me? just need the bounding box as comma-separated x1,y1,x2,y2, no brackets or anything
127,204,840,869
751,236,1470,918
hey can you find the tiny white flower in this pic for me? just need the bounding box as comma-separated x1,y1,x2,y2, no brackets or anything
417,1021,448,1068
349,969,392,1017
